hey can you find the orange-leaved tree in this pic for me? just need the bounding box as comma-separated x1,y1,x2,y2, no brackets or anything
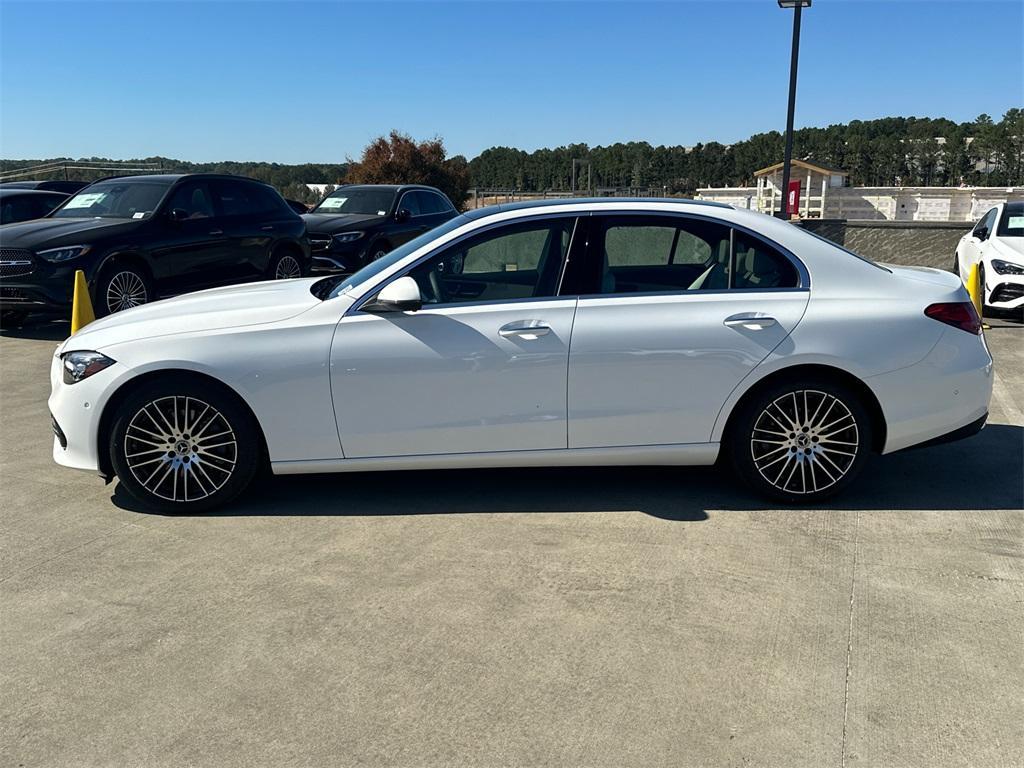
345,131,470,210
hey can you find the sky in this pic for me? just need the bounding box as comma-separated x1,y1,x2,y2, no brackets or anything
0,0,1021,164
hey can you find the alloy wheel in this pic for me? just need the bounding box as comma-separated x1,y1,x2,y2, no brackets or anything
123,396,238,503
106,271,148,313
750,389,859,495
274,254,302,279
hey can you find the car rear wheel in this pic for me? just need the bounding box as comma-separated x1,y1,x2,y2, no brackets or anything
369,242,391,262
97,265,151,316
109,378,261,513
729,379,872,504
270,249,304,280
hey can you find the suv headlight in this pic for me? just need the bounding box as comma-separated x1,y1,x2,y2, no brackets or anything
333,232,365,244
37,245,92,263
61,351,115,384
991,259,1024,276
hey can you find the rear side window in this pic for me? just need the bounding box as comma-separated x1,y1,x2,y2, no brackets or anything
732,231,799,289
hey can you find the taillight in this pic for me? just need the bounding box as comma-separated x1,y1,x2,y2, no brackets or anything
924,302,982,335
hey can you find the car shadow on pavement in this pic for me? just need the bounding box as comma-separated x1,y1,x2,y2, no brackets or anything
114,424,1023,519
0,318,70,341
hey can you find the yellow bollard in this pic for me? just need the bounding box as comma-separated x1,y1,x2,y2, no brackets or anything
70,269,95,334
966,263,990,330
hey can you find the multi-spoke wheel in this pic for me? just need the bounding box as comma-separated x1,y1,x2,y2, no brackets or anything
96,266,151,316
109,377,261,512
270,250,304,280
730,379,871,503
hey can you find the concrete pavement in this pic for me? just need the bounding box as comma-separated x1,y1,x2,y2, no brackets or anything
1,317,1021,767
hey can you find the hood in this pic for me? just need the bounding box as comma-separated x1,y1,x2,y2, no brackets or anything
991,237,1024,262
0,217,141,249
62,278,322,352
882,264,964,290
301,212,383,234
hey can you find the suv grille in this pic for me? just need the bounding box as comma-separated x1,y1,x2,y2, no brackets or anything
308,235,332,253
0,249,36,279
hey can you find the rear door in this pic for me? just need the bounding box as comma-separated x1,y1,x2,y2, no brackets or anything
564,213,810,448
212,179,291,282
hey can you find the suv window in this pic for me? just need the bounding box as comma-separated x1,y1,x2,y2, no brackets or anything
213,180,284,217
592,216,733,293
405,217,575,305
398,191,421,217
418,191,450,215
167,182,215,220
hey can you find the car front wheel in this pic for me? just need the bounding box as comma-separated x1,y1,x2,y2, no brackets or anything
729,379,872,504
109,377,261,513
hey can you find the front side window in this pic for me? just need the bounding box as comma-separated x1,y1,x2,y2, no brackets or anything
52,180,170,219
975,208,998,238
167,182,215,220
405,217,575,305
398,192,421,217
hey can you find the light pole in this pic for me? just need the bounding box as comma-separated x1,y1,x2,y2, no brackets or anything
777,0,810,218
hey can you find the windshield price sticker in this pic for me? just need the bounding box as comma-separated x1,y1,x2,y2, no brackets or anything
1007,216,1024,230
64,192,107,209
319,197,346,210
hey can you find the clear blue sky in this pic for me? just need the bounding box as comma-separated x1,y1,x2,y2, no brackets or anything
1,0,1021,163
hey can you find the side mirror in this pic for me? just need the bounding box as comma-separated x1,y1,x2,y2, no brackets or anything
395,209,412,223
169,208,189,223
976,227,988,241
364,275,422,313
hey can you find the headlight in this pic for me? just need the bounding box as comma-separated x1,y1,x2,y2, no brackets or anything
333,232,365,244
37,245,91,263
61,351,115,384
991,259,1024,276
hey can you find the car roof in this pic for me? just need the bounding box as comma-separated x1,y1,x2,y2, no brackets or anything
462,196,732,220
1004,200,1023,214
332,183,445,194
85,173,273,185
0,188,69,199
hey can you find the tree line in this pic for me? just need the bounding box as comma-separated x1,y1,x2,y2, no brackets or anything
2,110,1020,209
468,110,1024,193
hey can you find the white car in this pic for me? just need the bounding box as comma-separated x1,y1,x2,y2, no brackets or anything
955,201,1024,313
49,199,993,512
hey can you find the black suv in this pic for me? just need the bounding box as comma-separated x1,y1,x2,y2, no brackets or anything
0,174,309,320
303,184,458,273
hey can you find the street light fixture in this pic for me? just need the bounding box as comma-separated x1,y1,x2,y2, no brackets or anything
777,0,811,218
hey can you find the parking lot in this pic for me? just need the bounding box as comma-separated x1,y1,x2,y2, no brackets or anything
1,317,1021,767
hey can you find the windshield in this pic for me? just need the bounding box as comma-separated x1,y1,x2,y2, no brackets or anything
313,187,396,216
325,214,470,299
997,204,1024,237
52,180,171,220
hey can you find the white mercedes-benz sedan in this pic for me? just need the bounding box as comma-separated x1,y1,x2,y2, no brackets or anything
49,199,993,512
955,200,1024,313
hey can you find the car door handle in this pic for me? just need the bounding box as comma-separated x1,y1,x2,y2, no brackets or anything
208,229,224,236
724,314,778,330
499,321,551,339
261,225,275,231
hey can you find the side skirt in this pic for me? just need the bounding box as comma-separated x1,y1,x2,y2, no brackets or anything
271,443,720,476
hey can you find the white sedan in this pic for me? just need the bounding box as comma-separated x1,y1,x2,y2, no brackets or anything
955,201,1024,313
50,199,994,512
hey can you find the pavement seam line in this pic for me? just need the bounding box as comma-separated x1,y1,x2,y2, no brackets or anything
840,509,860,768
0,521,138,584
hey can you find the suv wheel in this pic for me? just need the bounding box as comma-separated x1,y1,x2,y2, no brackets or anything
729,379,872,504
109,377,261,513
270,250,303,279
97,265,151,316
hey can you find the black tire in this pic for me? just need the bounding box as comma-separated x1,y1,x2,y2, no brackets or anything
1,310,29,328
109,376,261,513
95,263,152,317
978,262,988,316
367,241,391,263
728,377,873,504
269,247,305,280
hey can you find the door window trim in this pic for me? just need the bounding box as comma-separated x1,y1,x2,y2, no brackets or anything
348,211,583,315
575,210,810,299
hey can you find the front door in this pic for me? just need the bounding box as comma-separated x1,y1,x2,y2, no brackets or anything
330,215,580,458
150,181,232,294
564,214,810,448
